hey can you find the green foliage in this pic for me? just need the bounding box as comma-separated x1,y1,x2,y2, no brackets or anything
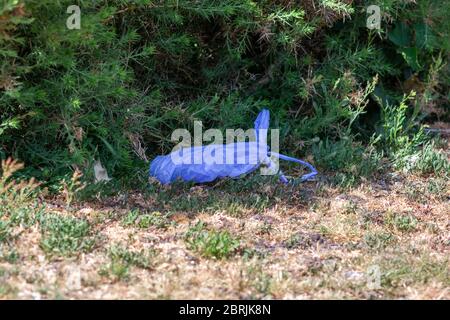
184,221,240,259
394,141,450,175
378,92,422,152
100,244,156,280
0,158,43,243
380,255,449,289
312,135,382,186
387,1,450,71
0,0,448,184
108,245,154,269
376,92,449,175
39,214,95,256
121,209,171,229
0,245,20,263
385,211,418,233
284,232,326,250
364,232,395,250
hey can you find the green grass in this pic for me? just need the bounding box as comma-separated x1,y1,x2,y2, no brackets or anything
284,232,326,249
385,212,418,233
0,221,10,243
99,245,156,281
403,177,449,204
245,264,273,297
0,245,19,263
121,210,171,229
39,214,95,257
108,245,155,269
0,159,45,245
312,136,382,187
364,232,395,250
156,188,269,217
380,255,449,290
0,283,16,297
412,143,450,175
184,222,240,259
151,174,311,217
0,170,448,299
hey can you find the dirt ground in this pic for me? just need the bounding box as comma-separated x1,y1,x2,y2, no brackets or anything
0,170,448,300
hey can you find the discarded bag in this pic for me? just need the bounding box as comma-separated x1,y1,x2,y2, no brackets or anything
149,109,317,185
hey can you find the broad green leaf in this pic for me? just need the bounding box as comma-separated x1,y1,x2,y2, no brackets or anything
414,22,436,50
388,22,412,47
400,47,421,71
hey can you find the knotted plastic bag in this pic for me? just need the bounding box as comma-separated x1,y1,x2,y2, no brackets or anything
149,109,317,184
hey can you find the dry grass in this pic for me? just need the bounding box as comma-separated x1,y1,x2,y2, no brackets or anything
0,164,448,299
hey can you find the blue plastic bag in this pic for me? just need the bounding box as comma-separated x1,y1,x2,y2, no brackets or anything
149,109,317,184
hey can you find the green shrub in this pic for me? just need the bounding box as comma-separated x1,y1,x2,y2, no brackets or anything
0,0,448,184
376,92,449,175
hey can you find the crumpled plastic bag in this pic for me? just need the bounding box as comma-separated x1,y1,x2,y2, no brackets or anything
149,109,317,184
